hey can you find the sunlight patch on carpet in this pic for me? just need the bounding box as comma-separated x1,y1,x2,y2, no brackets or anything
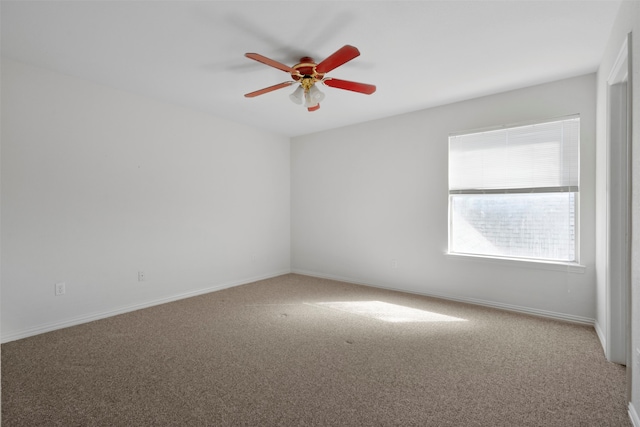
308,301,467,323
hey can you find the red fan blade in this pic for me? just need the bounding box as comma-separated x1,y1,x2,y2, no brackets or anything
308,104,320,112
315,45,360,74
323,78,376,95
244,81,294,98
245,53,299,74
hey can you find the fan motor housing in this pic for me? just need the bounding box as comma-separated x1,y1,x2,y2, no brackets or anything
292,57,324,83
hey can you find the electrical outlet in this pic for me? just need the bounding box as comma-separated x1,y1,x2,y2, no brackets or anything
391,259,398,269
55,282,66,296
138,271,145,282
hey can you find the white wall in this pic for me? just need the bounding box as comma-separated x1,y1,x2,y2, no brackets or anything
596,1,640,422
0,59,291,342
292,74,596,323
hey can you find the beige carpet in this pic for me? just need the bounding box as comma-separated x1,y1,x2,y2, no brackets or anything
1,274,630,426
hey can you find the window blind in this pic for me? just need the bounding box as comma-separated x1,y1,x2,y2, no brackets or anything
449,117,580,193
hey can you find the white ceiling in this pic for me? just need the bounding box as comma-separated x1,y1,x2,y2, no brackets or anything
1,1,622,137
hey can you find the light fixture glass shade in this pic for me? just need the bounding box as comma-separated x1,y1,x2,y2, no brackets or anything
304,91,314,108
289,86,304,105
304,85,325,108
308,85,325,103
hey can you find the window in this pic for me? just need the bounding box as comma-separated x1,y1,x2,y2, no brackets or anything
448,116,580,263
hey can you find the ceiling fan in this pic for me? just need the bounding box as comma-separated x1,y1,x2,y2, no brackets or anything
244,45,376,112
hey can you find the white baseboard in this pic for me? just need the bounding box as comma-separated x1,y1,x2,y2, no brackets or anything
594,320,607,355
7,268,595,344
291,269,595,326
630,402,640,427
1,269,291,344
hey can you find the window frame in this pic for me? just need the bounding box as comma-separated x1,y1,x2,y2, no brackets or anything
447,115,582,267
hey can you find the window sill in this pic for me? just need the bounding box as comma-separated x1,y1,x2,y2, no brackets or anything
444,252,586,273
